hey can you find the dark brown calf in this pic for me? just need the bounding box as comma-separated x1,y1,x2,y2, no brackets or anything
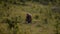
26,13,32,23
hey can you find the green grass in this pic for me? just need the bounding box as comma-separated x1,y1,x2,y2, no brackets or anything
0,0,60,34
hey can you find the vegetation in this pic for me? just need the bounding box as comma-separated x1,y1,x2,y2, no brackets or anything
0,0,60,34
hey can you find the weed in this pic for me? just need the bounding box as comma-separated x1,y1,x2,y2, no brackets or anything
34,15,39,19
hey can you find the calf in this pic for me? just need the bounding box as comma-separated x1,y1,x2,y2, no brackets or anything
26,13,32,23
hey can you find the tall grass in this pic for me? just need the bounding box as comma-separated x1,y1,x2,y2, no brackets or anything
0,0,60,34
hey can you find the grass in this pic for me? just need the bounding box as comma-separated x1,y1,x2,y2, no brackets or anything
0,0,60,34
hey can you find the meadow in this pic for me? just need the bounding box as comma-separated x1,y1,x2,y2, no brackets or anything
0,0,60,34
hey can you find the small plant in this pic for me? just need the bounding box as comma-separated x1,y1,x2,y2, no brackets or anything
36,24,41,27
7,7,9,9
10,16,22,23
9,0,12,3
4,3,7,7
48,12,52,19
13,1,17,4
19,0,26,5
1,17,19,34
34,15,39,19
4,0,8,2
55,16,60,20
54,20,60,34
43,19,48,24
32,0,40,2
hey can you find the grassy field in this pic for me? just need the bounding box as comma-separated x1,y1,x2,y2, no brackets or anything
0,0,60,34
